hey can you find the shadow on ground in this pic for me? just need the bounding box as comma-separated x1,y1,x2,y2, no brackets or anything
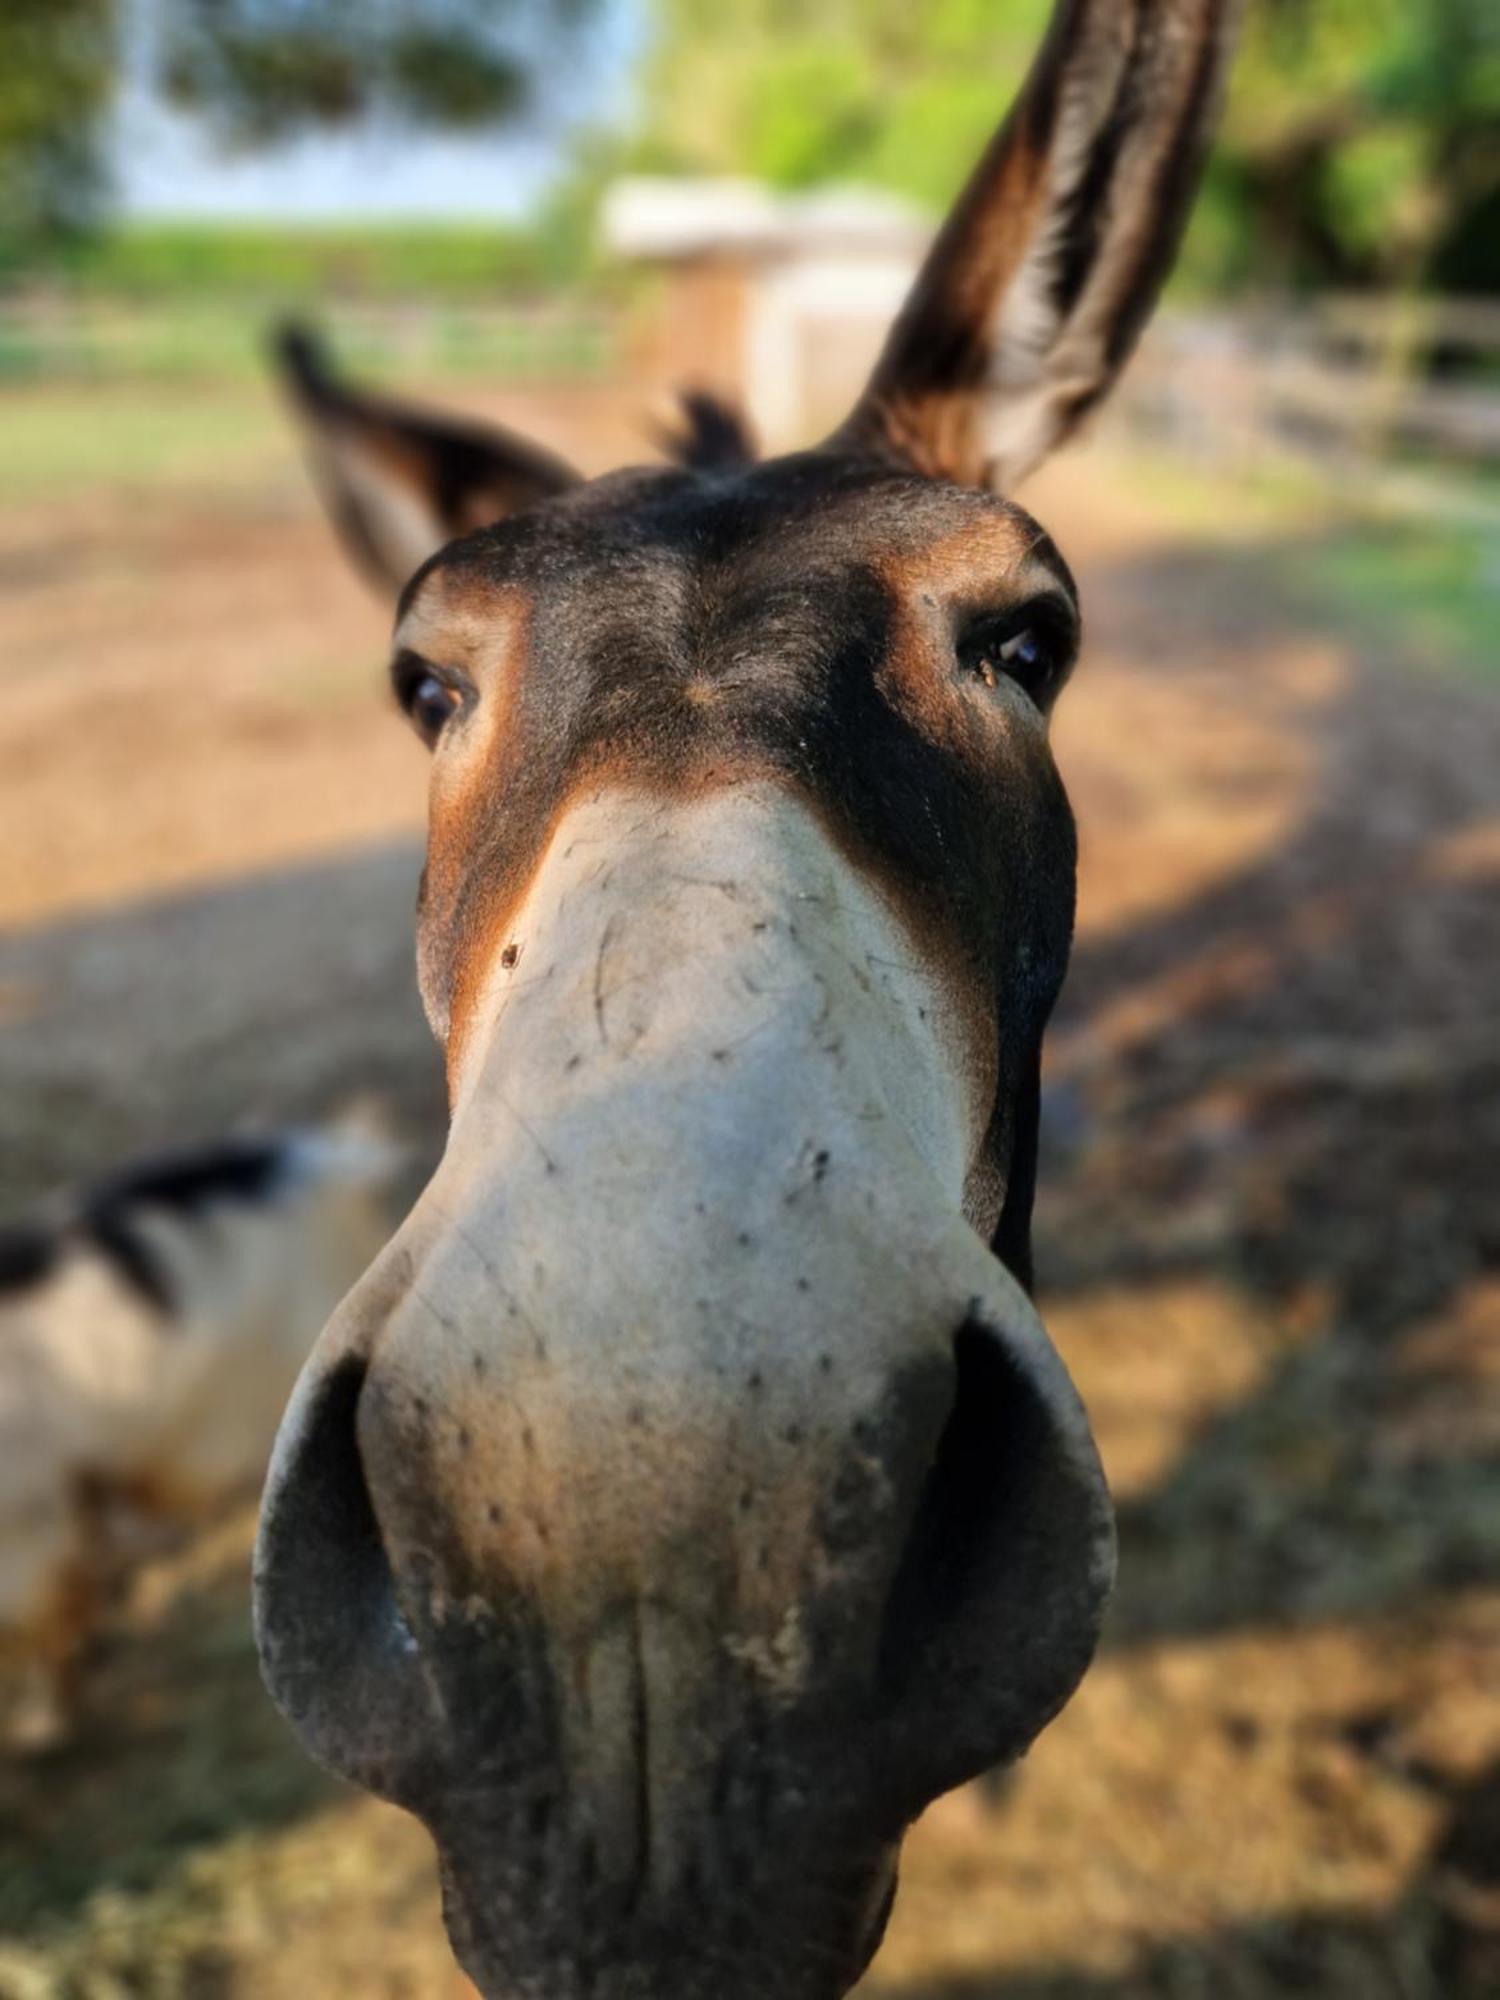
0,836,443,1210
881,1763,1500,1997
1040,533,1499,1652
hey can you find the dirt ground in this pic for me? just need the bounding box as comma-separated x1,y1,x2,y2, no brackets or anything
0,375,1497,2000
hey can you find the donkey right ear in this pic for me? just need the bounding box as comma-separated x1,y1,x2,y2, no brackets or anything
273,323,580,597
832,0,1243,493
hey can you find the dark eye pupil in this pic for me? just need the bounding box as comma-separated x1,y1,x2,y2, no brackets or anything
413,674,455,735
972,626,1047,697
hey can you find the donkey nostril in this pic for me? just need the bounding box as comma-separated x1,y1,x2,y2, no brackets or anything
880,1319,1053,1672
254,1353,435,1802
876,1309,1114,1809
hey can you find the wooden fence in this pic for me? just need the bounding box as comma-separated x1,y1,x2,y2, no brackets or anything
4,281,1498,530
1120,295,1500,525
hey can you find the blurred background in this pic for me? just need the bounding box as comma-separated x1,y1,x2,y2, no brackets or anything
1,2,1497,1996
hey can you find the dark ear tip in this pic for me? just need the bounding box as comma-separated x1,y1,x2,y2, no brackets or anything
271,318,331,398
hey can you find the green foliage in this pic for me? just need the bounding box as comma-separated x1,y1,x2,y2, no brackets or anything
0,1,593,278
0,1,116,268
625,0,1500,296
159,1,536,145
629,0,1048,212
49,219,592,297
5,0,1497,302
1209,0,1500,291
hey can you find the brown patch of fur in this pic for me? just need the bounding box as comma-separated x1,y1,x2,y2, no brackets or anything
847,130,1053,484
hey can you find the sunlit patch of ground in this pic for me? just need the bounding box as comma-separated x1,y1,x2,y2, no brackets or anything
1,386,1497,1997
874,1598,1500,1998
1425,818,1500,885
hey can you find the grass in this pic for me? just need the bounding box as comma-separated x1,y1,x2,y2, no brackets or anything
1104,437,1500,682
0,380,283,503
0,227,619,386
1291,514,1500,673
0,297,617,388
27,220,591,301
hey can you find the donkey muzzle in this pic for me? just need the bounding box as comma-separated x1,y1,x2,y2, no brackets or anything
255,784,1112,1998
254,1203,1112,2000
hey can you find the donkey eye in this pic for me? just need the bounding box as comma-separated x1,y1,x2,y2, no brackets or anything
393,658,466,747
410,674,460,741
960,604,1075,711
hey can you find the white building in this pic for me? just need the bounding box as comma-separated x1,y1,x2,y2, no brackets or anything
602,177,932,449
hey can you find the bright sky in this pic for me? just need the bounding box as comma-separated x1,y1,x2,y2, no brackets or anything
115,0,641,221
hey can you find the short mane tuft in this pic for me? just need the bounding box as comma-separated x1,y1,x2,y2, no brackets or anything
660,390,757,471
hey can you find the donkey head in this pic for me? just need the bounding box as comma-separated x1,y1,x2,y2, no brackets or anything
255,5,1241,1996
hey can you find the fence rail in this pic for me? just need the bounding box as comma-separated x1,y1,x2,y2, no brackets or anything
1122,295,1500,524
0,294,618,385
4,283,1498,529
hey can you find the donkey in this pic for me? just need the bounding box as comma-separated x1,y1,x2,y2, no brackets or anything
0,1116,398,1746
256,4,1243,1995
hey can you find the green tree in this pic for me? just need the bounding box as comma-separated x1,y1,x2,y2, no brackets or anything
1215,0,1500,292
0,0,592,271
0,3,116,256
627,0,1051,213
626,0,1500,295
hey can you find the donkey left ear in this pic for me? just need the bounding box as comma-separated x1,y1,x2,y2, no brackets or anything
274,323,580,597
832,0,1244,491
